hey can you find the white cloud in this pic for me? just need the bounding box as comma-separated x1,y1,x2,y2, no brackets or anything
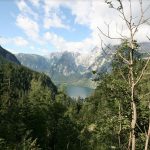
44,31,96,53
67,0,92,26
44,14,69,29
14,0,150,54
0,37,8,45
0,36,28,47
0,36,48,55
13,37,29,46
44,0,63,17
16,1,45,44
29,0,40,8
43,0,150,53
43,0,70,30
135,24,150,42
16,0,38,20
16,14,39,40
44,32,66,50
67,0,150,44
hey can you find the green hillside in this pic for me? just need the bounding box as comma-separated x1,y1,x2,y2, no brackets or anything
0,43,150,149
0,54,81,149
0,46,20,65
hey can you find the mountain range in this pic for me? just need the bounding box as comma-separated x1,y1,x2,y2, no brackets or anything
1,42,149,89
16,42,150,88
16,46,112,88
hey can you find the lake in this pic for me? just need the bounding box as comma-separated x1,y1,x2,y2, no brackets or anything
66,85,94,99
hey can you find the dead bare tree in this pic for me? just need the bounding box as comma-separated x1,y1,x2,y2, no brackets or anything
144,100,150,150
144,37,150,150
99,0,150,149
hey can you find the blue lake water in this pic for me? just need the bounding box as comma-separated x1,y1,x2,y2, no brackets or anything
66,85,94,99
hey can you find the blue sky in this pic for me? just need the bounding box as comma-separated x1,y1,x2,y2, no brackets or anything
0,0,93,55
0,0,149,55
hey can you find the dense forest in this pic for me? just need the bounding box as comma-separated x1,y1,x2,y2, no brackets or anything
0,52,80,149
0,41,150,150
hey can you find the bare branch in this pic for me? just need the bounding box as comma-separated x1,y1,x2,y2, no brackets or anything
97,27,123,40
135,32,150,85
134,56,150,86
98,34,115,56
118,68,128,84
143,4,150,14
136,123,144,134
117,52,130,64
147,36,150,41
132,0,145,36
129,0,133,26
99,31,130,64
139,92,150,99
117,0,130,29
99,36,108,57
116,23,128,39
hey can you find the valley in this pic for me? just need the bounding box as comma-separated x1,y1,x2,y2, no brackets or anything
15,42,150,98
15,47,111,92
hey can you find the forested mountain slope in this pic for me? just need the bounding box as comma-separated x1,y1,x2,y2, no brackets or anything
0,46,20,65
0,49,82,149
1,43,150,149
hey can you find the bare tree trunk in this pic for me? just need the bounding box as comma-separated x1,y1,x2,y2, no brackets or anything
101,1,149,149
130,48,137,150
144,101,150,150
128,132,132,150
118,101,121,148
131,98,136,150
145,123,150,150
67,142,70,150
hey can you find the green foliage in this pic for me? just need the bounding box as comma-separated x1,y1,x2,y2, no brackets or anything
0,58,81,149
0,42,150,149
76,42,150,149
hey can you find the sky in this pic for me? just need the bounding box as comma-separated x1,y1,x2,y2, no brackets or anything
0,0,150,55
